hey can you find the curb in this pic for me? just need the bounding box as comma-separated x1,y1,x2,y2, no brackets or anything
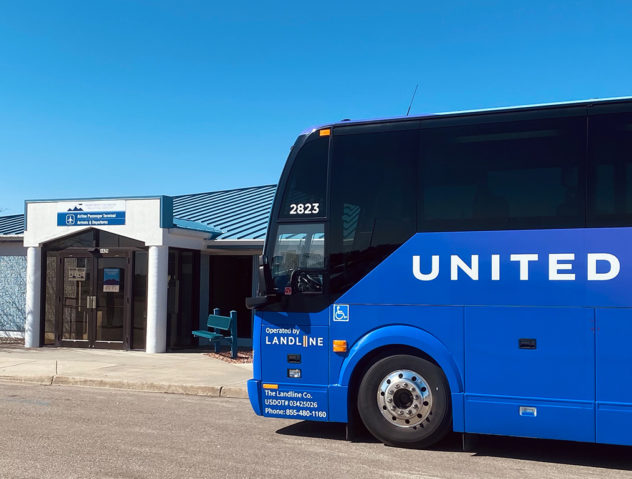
220,385,249,399
0,375,54,386
0,375,248,398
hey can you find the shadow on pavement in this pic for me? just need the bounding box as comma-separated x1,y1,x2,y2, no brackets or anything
276,420,350,441
463,434,632,472
276,423,632,471
276,420,381,443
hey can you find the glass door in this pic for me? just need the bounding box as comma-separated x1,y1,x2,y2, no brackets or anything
60,255,93,347
95,256,128,347
57,251,131,349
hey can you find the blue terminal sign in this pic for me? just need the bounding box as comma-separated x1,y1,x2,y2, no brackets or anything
56,200,126,227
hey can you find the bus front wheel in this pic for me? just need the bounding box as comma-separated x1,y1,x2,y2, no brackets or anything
357,354,451,448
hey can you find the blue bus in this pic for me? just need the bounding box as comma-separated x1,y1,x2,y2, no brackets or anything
246,97,632,448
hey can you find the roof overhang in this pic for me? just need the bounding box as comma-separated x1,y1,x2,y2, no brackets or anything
172,218,223,239
205,239,264,255
0,235,24,242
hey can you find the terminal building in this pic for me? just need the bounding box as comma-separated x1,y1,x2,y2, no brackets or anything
0,185,275,353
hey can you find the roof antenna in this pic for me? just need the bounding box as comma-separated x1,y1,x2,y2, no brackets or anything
406,83,419,116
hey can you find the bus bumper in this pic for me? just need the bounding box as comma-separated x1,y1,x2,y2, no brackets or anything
247,379,330,422
248,379,262,416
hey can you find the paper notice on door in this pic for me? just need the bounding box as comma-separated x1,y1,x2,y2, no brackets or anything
68,268,86,281
103,268,120,292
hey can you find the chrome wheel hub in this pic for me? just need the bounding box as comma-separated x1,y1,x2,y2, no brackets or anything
377,369,432,428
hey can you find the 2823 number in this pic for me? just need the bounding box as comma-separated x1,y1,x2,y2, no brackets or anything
289,203,320,215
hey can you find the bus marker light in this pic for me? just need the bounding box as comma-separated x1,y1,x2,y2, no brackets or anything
287,368,302,378
333,340,347,352
263,384,279,390
520,406,537,417
319,129,331,137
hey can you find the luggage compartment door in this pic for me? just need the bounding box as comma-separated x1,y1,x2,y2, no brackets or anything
465,306,595,442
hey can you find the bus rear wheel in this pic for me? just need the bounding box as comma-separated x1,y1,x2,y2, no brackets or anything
357,354,451,448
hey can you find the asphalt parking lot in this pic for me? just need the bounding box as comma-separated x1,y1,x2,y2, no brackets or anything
1,382,631,479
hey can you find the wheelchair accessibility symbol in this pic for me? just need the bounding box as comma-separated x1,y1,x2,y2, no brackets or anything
65,214,76,225
333,304,349,322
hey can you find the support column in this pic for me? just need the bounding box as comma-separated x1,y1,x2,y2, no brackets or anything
24,246,41,348
146,245,169,353
198,254,210,346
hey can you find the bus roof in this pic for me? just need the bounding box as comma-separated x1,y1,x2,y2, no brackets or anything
302,96,632,135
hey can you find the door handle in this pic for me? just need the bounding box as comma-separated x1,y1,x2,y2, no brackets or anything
86,296,97,309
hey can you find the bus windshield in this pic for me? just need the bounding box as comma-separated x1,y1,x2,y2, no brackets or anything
270,223,324,292
264,133,329,296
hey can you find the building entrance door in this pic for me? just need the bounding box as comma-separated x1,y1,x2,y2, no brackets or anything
58,252,131,349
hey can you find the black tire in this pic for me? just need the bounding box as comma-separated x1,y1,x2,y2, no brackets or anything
357,354,452,448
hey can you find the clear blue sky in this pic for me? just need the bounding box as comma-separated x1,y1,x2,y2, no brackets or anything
1,1,631,215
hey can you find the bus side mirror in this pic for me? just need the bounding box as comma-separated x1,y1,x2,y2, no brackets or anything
246,295,269,309
257,255,273,295
246,255,276,310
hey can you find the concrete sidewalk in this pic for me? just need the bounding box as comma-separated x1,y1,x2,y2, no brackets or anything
0,344,252,398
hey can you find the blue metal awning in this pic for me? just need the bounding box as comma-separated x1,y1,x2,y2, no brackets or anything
171,218,224,239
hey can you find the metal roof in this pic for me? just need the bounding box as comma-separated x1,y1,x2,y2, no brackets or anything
0,185,277,240
0,215,24,236
173,184,276,240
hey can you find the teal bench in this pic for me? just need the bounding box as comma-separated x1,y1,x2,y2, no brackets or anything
192,308,238,359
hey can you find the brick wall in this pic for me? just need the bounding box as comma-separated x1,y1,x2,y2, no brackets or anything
0,256,26,333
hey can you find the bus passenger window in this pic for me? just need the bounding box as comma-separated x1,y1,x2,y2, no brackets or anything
419,115,586,231
588,112,632,227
